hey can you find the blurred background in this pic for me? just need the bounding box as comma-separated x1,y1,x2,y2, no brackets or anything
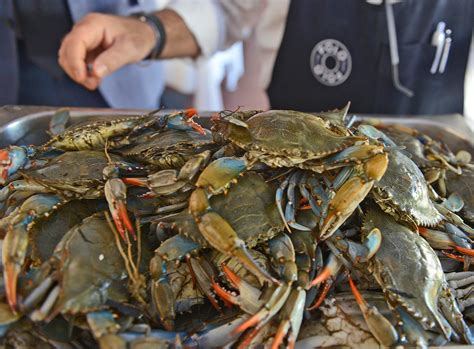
0,0,473,130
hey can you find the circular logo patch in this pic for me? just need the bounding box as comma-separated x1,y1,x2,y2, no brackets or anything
310,39,352,87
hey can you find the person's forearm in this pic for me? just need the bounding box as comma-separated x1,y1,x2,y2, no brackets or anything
154,9,200,59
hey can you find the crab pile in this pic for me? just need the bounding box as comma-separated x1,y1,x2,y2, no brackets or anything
0,105,473,348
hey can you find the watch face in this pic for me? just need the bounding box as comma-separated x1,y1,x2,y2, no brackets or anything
310,39,352,87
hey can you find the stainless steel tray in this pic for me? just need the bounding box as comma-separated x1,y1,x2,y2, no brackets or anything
0,107,473,156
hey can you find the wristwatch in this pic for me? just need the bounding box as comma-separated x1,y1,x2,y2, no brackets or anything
131,12,167,59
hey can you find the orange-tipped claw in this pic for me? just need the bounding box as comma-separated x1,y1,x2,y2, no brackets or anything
236,325,264,349
211,277,236,308
110,200,136,240
453,245,474,257
441,250,465,262
4,263,19,311
307,281,331,310
105,179,136,240
348,275,365,307
271,321,289,349
309,267,332,288
221,263,243,289
122,178,147,187
118,202,136,238
184,108,198,119
309,253,342,288
0,150,9,161
191,124,206,135
234,312,261,334
0,150,10,183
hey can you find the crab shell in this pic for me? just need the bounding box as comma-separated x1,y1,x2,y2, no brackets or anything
445,166,474,224
42,114,151,151
213,110,367,169
20,151,121,199
363,206,449,334
381,126,437,169
372,149,442,227
121,129,214,168
207,172,284,247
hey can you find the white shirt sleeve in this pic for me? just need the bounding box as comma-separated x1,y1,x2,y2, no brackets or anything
166,0,265,57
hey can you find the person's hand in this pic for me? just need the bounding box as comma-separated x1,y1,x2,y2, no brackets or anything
58,13,156,90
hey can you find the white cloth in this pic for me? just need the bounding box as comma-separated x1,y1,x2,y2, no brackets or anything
169,0,474,128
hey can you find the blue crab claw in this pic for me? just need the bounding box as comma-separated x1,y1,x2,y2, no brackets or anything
331,228,382,264
233,284,291,335
166,108,206,135
211,263,263,313
3,194,62,311
197,212,278,285
308,252,342,288
419,227,474,257
271,289,306,349
0,146,33,185
319,153,388,240
348,275,399,347
104,178,136,240
187,257,222,311
319,176,374,240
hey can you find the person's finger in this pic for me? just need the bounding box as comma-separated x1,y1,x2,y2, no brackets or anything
91,39,137,79
83,76,101,90
58,14,107,84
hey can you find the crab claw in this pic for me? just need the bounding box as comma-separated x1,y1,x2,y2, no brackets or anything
307,281,332,310
121,177,147,187
233,284,291,334
308,253,342,288
167,108,206,135
104,179,136,240
187,257,221,311
319,176,374,240
211,264,263,313
348,275,399,347
0,146,30,185
3,194,62,311
197,212,278,285
3,263,20,311
271,289,305,349
419,227,474,257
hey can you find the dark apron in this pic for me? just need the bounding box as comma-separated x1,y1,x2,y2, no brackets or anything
267,0,473,115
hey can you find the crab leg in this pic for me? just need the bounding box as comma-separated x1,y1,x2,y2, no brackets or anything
438,286,474,344
3,194,62,310
30,285,61,322
331,228,382,264
348,275,399,347
233,283,292,334
285,172,311,231
419,227,474,257
104,178,136,240
189,157,277,285
149,256,177,331
271,288,305,349
276,176,292,232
